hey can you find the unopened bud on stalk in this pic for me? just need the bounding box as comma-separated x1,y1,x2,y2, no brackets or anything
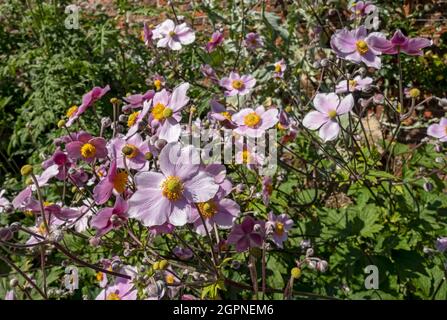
291,267,301,279
122,146,134,156
317,260,328,273
89,236,101,247
320,59,329,67
158,259,168,270
144,152,153,161
20,165,33,177
9,278,19,288
111,260,121,271
435,144,442,153
306,248,314,257
118,114,128,123
101,117,112,127
235,183,246,193
0,228,13,241
155,139,167,150
231,260,241,270
110,97,119,104
57,119,66,128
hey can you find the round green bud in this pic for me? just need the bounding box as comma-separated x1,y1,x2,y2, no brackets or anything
158,259,169,270
144,152,153,161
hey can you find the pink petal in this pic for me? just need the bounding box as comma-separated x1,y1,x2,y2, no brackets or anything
337,94,354,115
183,171,218,202
302,111,329,130
319,120,340,142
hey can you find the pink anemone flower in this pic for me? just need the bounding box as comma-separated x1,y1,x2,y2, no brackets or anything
93,160,129,205
232,106,279,138
66,85,110,126
335,75,373,94
128,143,219,227
205,31,224,53
227,216,265,252
265,212,294,248
219,72,256,96
149,83,190,143
152,19,195,51
427,118,447,142
302,93,354,142
91,196,128,236
66,132,108,163
331,26,386,69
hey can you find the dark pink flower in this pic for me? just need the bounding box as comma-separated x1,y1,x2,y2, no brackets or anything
369,29,432,56
66,85,110,126
205,31,224,53
66,132,108,163
227,216,265,252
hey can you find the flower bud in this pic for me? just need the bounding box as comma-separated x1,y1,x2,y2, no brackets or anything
155,139,167,150
57,119,66,128
153,261,160,270
0,228,13,241
101,117,112,127
320,59,329,67
118,114,128,123
89,236,101,247
291,267,301,279
435,144,442,153
110,97,119,104
9,278,19,288
158,259,168,270
231,260,241,269
20,165,33,177
111,260,122,271
317,260,328,272
306,248,314,257
9,222,21,232
144,152,153,161
423,182,433,192
235,183,246,193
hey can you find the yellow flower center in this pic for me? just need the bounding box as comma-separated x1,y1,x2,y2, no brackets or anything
38,222,47,236
232,79,244,90
169,31,176,37
275,222,284,236
80,143,96,159
140,30,145,42
242,150,250,164
409,88,420,98
96,272,104,282
113,171,128,194
161,176,184,201
154,79,162,91
24,210,34,217
197,200,218,219
66,105,78,118
106,292,121,300
220,111,232,120
274,64,282,73
123,144,139,159
243,112,261,128
43,201,53,207
328,110,337,119
356,40,369,55
349,80,357,88
152,103,168,121
165,274,175,285
127,111,140,127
